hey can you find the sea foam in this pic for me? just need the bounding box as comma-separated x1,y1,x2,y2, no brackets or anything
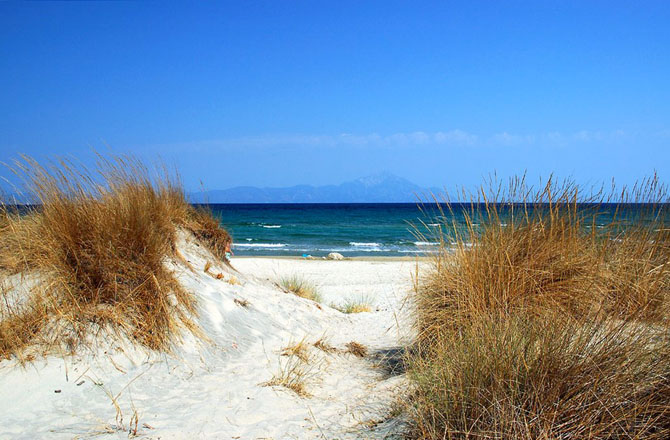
234,243,286,248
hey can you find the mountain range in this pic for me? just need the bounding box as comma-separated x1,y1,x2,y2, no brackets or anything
189,172,439,203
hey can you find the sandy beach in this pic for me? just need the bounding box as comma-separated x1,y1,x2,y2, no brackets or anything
3,3,668,437
233,256,423,309
0,234,426,439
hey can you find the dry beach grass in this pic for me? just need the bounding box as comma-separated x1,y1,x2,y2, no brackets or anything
407,176,670,439
333,294,373,314
0,154,231,359
278,274,322,302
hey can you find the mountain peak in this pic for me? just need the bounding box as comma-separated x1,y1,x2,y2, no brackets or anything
354,171,410,187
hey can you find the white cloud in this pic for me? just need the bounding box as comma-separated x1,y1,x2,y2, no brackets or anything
491,132,536,146
189,130,481,149
150,128,636,153
489,129,630,147
434,130,478,145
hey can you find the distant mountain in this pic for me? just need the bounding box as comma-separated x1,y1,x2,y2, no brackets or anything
189,172,439,203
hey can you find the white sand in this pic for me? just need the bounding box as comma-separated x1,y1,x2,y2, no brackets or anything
0,233,426,439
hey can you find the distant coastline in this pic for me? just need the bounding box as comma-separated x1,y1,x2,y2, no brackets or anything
188,172,439,203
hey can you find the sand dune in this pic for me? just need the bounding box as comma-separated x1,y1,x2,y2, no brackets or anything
0,230,423,439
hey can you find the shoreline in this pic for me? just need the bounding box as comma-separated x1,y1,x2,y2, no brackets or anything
231,254,432,262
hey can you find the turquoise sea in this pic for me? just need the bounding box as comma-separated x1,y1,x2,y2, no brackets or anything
203,203,662,257
205,203,439,257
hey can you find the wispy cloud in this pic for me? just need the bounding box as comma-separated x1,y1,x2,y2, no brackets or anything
151,128,641,153
490,129,630,147
491,132,537,146
227,130,479,148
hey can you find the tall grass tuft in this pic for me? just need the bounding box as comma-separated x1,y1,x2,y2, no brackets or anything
409,312,670,439
279,274,322,302
332,294,373,314
184,206,232,262
408,175,670,439
0,153,231,358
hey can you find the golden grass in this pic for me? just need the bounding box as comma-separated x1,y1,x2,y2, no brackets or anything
263,346,312,397
281,338,311,363
278,274,322,302
408,175,670,439
345,341,367,358
333,295,373,314
184,207,232,263
0,153,232,359
263,364,310,397
408,313,670,439
313,336,337,353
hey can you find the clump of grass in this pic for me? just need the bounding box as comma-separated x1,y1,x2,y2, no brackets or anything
407,175,670,439
184,207,232,263
415,176,670,343
345,341,367,358
333,295,373,314
262,350,311,397
408,312,670,439
313,336,337,353
0,153,232,358
280,338,310,363
334,302,371,314
0,293,46,360
278,274,321,302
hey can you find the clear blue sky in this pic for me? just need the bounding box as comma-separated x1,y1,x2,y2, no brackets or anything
1,1,669,192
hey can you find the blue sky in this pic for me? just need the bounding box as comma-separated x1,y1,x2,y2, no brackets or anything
1,1,669,192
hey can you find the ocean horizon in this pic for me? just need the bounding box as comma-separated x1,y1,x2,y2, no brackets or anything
205,202,437,257
5,201,662,257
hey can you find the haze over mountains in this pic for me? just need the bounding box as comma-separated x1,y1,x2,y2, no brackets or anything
189,172,440,203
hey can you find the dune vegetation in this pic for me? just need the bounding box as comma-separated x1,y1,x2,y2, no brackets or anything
278,274,322,302
408,176,670,439
0,154,231,360
333,295,373,314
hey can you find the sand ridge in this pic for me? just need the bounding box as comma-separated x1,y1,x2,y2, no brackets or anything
0,232,425,439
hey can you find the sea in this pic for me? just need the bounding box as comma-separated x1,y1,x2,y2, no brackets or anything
202,203,667,257
205,203,444,257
